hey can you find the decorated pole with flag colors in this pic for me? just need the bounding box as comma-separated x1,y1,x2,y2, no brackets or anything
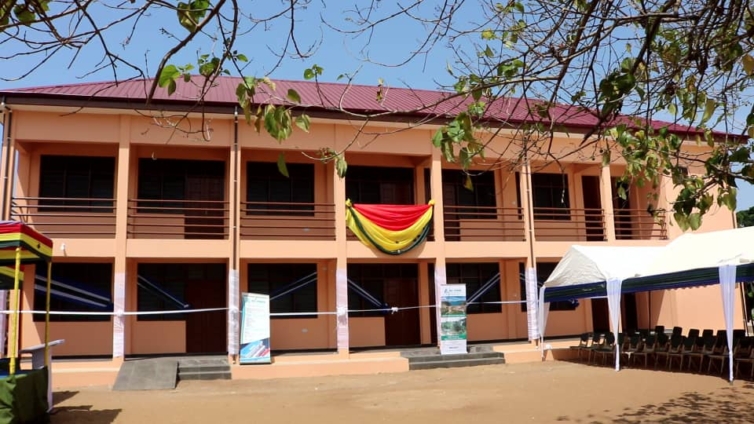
345,200,434,255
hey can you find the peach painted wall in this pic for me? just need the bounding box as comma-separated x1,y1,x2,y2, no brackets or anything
349,317,386,348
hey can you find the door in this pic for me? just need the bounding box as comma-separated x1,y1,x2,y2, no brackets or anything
580,176,605,241
384,278,421,346
622,293,639,332
612,178,633,239
185,176,225,239
591,298,610,332
185,277,227,354
443,184,461,241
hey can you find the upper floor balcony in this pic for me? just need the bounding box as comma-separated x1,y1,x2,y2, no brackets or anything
10,152,668,247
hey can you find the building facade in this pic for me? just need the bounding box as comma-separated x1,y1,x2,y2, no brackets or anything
0,79,740,364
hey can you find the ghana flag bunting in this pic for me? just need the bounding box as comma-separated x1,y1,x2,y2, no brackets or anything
346,200,434,255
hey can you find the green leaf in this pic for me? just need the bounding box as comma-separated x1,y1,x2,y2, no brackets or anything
303,68,315,80
463,174,474,192
277,153,289,178
481,29,495,40
335,155,348,178
295,114,310,132
674,212,689,231
167,80,177,95
668,103,677,116
701,99,716,124
744,54,754,76
687,213,702,231
158,65,181,91
431,130,444,148
459,147,472,169
287,89,301,103
236,54,248,62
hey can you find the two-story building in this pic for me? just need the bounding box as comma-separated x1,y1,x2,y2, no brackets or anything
0,78,740,382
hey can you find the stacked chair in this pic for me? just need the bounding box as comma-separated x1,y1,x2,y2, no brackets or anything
569,325,754,380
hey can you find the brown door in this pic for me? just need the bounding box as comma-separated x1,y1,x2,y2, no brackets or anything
442,184,461,241
185,176,225,239
612,178,633,239
384,278,421,346
185,278,227,354
580,176,605,241
591,298,610,332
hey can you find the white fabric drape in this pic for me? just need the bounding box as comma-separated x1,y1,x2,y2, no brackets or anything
227,269,240,356
526,267,539,341
336,268,349,351
112,273,126,358
537,285,550,358
719,264,737,382
606,278,623,371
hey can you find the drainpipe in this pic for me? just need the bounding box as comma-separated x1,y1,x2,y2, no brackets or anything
232,107,239,270
1,98,12,221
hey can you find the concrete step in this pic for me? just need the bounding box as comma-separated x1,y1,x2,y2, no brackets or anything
406,351,504,364
409,356,505,371
178,370,233,381
177,356,231,382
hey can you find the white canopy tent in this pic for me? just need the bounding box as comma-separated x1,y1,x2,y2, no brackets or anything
539,228,754,380
538,245,664,370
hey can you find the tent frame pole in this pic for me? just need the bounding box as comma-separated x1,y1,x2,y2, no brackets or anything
8,247,20,375
44,261,52,366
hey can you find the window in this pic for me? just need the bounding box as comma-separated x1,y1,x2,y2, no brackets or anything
446,263,502,314
247,263,318,318
347,264,418,317
519,262,578,312
442,170,497,219
531,173,570,220
34,263,113,322
346,166,414,205
137,158,225,213
38,155,115,213
137,263,226,321
246,162,315,216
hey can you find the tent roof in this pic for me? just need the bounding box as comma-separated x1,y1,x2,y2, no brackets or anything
543,245,664,289
639,226,754,278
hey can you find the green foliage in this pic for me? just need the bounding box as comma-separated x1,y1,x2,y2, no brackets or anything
737,206,754,228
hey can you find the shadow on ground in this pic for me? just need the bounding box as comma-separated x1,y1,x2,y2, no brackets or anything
555,382,754,423
50,391,121,424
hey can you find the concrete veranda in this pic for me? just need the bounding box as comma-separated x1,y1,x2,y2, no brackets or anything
49,361,754,424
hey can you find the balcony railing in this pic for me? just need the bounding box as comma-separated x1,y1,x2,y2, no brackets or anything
614,209,668,240
10,197,116,238
127,199,229,240
533,207,606,241
240,201,336,241
443,205,525,242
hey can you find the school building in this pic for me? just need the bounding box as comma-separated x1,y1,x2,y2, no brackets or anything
0,78,740,384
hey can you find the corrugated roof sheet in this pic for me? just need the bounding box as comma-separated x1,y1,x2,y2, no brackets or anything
0,76,727,137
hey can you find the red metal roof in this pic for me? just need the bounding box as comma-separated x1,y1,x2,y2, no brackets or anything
0,77,731,138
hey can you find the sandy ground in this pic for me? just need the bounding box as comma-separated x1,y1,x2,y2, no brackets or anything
50,361,754,424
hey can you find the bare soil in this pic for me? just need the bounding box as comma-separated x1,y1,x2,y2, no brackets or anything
51,361,754,424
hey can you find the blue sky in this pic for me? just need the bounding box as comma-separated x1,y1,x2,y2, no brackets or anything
1,1,753,210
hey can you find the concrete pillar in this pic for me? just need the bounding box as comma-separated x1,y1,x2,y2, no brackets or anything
227,118,241,362
112,116,131,360
332,160,349,357
429,150,446,347
600,165,616,241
